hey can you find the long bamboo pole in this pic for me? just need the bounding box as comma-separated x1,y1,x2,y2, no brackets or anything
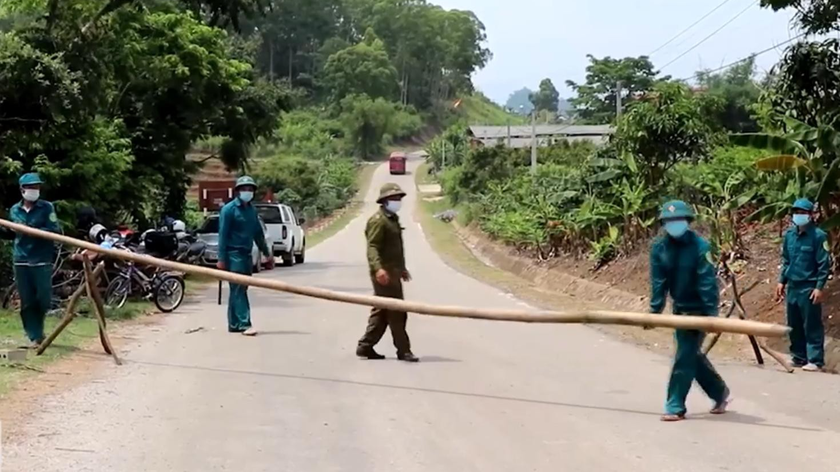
0,218,790,338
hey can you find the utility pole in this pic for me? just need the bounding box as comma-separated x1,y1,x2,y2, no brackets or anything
530,111,537,174
616,80,623,120
507,120,511,148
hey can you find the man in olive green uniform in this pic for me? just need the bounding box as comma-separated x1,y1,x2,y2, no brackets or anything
776,198,830,372
356,183,418,362
218,176,273,336
650,200,730,421
9,173,60,347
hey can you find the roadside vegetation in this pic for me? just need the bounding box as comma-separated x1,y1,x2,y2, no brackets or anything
428,3,840,272
0,0,497,288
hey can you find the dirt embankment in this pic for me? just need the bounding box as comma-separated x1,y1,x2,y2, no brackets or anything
454,223,840,372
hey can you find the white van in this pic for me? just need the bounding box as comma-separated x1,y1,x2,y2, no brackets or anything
254,203,306,266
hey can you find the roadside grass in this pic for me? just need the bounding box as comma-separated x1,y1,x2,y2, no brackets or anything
416,162,437,186
414,163,527,290
0,300,151,397
308,162,378,249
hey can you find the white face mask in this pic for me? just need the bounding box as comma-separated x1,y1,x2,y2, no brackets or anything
239,191,254,203
384,200,402,213
22,189,40,202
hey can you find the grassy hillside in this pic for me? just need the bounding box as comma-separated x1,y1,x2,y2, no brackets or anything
457,93,526,126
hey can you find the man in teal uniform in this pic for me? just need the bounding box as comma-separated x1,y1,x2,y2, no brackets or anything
649,200,730,421
9,173,60,348
775,198,830,372
217,176,272,336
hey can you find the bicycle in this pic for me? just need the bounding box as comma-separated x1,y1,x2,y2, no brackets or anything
103,260,185,313
1,248,89,311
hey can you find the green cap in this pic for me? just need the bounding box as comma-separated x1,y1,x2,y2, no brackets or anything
234,175,257,190
19,173,43,186
659,200,695,220
377,183,406,203
792,198,814,212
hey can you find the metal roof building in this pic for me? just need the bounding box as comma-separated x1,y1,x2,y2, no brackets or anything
468,125,613,148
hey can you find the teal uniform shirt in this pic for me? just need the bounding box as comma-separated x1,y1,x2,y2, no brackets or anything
779,225,830,289
218,198,269,263
649,230,719,316
8,198,59,342
10,199,60,265
779,224,831,367
218,197,269,332
649,229,728,415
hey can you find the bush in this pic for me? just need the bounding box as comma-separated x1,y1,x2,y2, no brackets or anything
0,240,12,289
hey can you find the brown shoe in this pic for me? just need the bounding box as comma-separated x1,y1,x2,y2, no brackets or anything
397,352,419,363
660,413,686,422
356,346,385,360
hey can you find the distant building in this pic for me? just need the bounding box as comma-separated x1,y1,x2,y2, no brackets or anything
468,125,614,149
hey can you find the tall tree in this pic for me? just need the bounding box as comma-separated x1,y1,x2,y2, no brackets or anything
529,78,560,113
760,0,840,34
695,56,761,133
566,55,667,124
322,29,399,101
243,0,346,84
614,82,721,186
764,38,840,128
505,87,534,114
344,0,490,109
0,1,287,223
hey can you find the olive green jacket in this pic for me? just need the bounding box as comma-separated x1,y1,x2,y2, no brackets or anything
366,207,405,274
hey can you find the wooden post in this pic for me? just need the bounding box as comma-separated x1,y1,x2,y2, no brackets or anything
36,263,105,356
82,257,121,365
704,261,793,373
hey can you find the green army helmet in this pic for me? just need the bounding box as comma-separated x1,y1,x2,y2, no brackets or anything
234,175,257,190
659,200,695,221
19,172,43,187
792,198,814,212
377,183,406,203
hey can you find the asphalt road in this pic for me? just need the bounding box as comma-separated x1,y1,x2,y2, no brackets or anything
6,154,840,471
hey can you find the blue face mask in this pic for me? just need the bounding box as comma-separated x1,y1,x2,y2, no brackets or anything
239,191,254,203
664,220,689,238
792,214,811,227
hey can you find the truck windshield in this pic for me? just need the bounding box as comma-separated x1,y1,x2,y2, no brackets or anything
198,217,219,234
256,206,285,224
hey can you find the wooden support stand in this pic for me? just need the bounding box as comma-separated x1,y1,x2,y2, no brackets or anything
704,259,794,373
35,258,122,365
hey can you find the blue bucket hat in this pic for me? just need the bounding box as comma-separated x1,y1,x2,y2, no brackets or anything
234,176,257,190
792,198,814,212
19,173,43,186
658,200,695,220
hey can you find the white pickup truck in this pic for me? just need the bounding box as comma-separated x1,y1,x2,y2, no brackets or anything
254,203,306,266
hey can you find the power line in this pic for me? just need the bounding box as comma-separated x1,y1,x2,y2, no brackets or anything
660,0,760,71
648,0,736,56
678,32,807,81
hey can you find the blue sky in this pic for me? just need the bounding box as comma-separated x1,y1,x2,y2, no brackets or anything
434,0,799,104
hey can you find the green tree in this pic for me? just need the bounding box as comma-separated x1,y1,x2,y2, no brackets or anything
338,94,419,159
695,56,761,132
0,1,287,224
760,0,840,34
345,0,490,109
566,55,667,124
505,87,534,115
614,82,721,186
529,78,560,113
763,39,840,128
323,29,399,101
244,0,346,84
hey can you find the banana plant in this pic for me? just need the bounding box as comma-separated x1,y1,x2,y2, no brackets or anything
731,115,840,230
